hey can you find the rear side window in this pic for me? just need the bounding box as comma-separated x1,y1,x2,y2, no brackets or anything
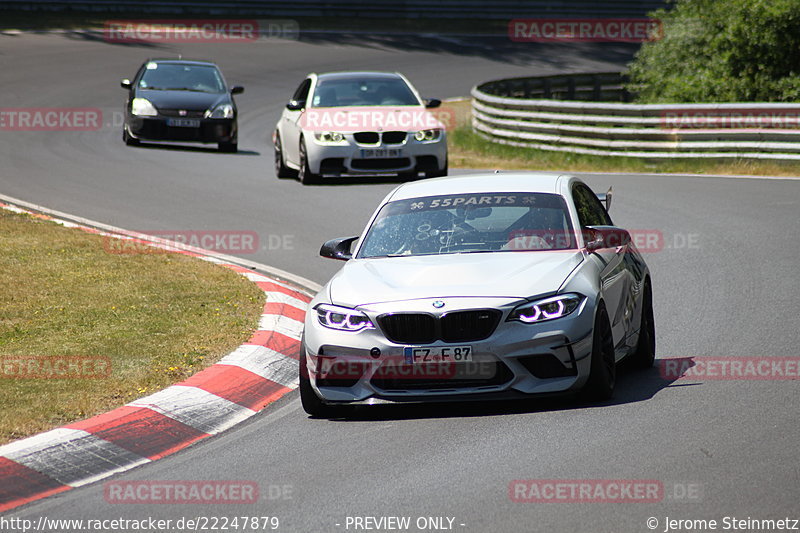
572,184,612,228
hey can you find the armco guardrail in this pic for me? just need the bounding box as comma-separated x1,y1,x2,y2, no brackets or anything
472,73,800,160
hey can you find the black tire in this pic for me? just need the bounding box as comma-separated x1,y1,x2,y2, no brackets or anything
122,126,139,146
630,281,656,368
299,347,346,418
425,162,448,179
274,133,297,178
218,141,238,153
298,138,321,185
582,305,616,401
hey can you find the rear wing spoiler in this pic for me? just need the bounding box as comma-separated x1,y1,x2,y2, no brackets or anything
596,186,613,211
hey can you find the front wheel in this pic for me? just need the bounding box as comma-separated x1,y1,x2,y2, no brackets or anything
274,133,297,178
425,162,448,179
218,141,238,153
298,139,321,185
122,126,139,146
581,305,616,401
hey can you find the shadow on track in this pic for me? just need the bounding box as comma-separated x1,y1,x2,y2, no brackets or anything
299,33,640,68
130,142,260,156
313,356,700,422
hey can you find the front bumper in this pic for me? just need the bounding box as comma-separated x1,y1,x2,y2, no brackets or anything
303,296,595,404
304,132,447,176
127,116,237,144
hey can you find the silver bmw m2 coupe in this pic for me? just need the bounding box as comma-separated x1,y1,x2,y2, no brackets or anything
300,172,655,417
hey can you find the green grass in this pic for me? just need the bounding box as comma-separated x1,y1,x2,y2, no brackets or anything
0,208,264,444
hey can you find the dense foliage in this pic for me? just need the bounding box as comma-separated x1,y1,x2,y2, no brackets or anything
628,0,800,102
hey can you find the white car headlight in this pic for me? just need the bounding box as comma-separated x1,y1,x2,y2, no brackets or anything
508,294,583,324
205,103,234,119
131,98,157,117
313,131,347,144
414,129,441,142
316,304,373,332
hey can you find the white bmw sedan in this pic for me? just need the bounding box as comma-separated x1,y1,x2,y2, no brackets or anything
273,71,448,184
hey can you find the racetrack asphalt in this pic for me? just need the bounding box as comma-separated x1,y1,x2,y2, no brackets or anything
1,32,798,532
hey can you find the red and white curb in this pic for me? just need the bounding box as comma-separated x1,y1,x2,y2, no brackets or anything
0,201,316,513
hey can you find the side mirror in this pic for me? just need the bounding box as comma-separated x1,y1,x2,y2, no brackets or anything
231,85,244,95
425,98,441,109
286,99,305,111
120,78,132,90
596,186,613,211
584,226,630,252
320,236,359,261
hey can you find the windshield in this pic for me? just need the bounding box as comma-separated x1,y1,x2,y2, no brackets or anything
139,63,226,93
311,77,420,107
358,192,576,258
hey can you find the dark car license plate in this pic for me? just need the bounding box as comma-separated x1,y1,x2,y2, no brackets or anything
166,118,200,128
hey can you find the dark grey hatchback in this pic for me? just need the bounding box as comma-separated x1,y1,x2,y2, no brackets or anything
121,59,244,152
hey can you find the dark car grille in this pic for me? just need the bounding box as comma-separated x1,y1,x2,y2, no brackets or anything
159,109,206,118
352,131,407,145
380,314,436,344
378,310,501,344
350,158,411,170
382,131,406,144
353,131,380,144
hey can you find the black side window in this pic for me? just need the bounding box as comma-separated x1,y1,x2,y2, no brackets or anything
291,79,311,103
572,184,612,227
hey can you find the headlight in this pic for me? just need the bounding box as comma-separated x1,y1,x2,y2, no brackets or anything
414,129,441,142
205,103,234,119
313,131,346,144
316,304,373,332
508,294,583,324
131,98,157,116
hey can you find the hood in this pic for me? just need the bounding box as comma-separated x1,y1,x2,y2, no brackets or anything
328,251,583,307
138,89,228,111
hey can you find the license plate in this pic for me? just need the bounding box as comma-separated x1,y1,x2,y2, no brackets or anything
167,118,200,128
404,346,473,364
360,148,402,159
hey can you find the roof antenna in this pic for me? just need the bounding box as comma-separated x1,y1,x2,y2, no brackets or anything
494,169,501,173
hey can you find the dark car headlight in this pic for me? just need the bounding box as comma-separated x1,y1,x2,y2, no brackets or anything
508,294,583,324
316,304,374,332
205,103,234,119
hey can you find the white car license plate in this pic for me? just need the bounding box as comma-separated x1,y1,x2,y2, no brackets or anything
167,118,200,128
404,346,473,364
360,148,402,159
